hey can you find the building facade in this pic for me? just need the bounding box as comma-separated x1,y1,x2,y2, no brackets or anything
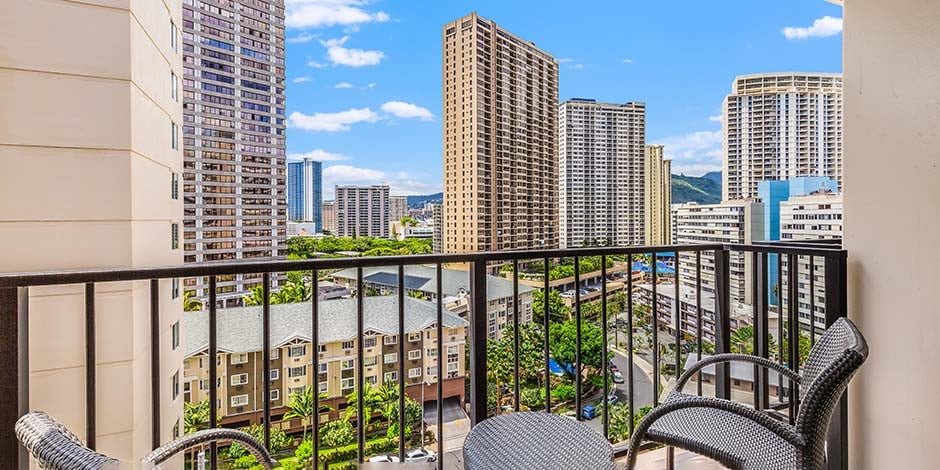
390,196,409,224
322,201,337,234
181,0,287,305
722,73,843,200
558,99,647,248
335,185,390,238
287,158,322,228
674,201,765,306
442,13,559,253
644,144,672,246
182,298,468,428
1,0,184,460
432,203,443,253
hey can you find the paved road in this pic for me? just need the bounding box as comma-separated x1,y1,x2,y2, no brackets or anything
582,350,654,436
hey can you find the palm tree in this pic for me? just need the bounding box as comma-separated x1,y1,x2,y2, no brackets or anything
183,290,202,311
183,400,211,464
730,326,755,355
284,386,314,440
344,383,384,430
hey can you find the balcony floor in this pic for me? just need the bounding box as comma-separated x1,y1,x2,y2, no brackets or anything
626,447,727,469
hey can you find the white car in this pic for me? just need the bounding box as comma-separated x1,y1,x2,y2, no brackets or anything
368,455,401,463
405,448,438,462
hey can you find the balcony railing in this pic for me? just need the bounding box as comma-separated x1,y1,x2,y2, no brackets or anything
0,242,847,469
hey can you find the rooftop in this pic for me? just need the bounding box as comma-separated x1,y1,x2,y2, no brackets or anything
331,265,535,300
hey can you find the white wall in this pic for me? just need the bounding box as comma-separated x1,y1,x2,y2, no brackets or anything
844,0,940,467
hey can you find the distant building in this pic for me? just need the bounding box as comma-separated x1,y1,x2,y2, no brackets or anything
722,73,843,200
389,221,434,241
390,196,409,224
670,204,681,245
432,203,443,253
287,158,323,228
559,99,646,248
675,200,765,306
287,222,318,237
335,185,390,238
645,144,672,246
636,284,755,344
322,201,336,234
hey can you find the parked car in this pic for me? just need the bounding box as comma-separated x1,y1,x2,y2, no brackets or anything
613,370,624,383
581,405,597,420
609,360,619,372
405,448,437,462
606,394,619,406
369,455,401,463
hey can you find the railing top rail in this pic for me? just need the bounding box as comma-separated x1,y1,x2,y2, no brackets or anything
0,242,845,287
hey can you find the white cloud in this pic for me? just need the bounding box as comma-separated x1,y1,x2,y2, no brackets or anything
287,32,317,43
334,82,353,89
782,16,843,40
293,76,313,83
621,58,633,64
572,63,584,70
654,130,723,176
708,114,722,122
323,165,441,195
307,60,328,68
557,58,575,64
285,0,391,29
321,36,384,67
366,82,376,89
381,101,434,120
288,108,379,132
288,149,351,162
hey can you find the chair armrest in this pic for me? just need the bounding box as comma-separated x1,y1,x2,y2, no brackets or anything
675,353,800,392
142,428,276,469
624,393,804,470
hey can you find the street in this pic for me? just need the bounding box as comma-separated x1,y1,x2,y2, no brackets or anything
581,349,654,437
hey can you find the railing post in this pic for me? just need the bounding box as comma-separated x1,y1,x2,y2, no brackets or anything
0,286,28,469
824,251,848,470
713,248,732,400
469,259,489,425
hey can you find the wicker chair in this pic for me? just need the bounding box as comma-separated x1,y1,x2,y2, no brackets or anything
625,317,868,470
15,411,276,469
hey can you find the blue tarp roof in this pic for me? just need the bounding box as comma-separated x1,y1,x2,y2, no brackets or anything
631,261,675,274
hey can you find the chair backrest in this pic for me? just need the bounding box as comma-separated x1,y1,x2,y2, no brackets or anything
15,411,119,469
795,317,868,465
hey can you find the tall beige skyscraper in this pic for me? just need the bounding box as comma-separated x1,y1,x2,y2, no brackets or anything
322,201,337,234
390,195,409,223
722,73,843,200
559,99,646,248
644,144,672,245
1,0,183,462
442,13,559,253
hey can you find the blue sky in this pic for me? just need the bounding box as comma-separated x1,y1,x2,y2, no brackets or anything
284,0,843,196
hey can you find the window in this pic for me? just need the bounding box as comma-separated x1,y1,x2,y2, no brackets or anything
318,344,327,353
341,377,354,390
384,371,398,382
427,348,438,358
173,419,180,439
231,395,249,407
363,337,377,348
231,353,248,365
172,371,179,400
384,353,397,364
341,359,354,370
288,345,306,357
171,173,179,200
270,349,279,360
363,356,377,367
171,278,179,299
170,20,178,52
408,368,422,379
408,350,421,360
448,328,460,336
270,390,279,401
171,223,179,249
171,321,179,350
288,366,305,378
318,363,327,374
408,333,421,342
270,369,279,381
384,335,398,345
427,366,437,376
199,379,209,390
365,375,377,385
171,121,178,150
341,341,354,350
318,381,328,393
171,71,178,100
231,374,248,386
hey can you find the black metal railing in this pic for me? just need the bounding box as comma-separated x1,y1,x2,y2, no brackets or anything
0,242,848,469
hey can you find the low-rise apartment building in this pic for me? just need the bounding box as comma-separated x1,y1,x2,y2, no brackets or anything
182,296,468,430
635,284,756,345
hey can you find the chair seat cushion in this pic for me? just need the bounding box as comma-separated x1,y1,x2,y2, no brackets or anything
647,394,798,470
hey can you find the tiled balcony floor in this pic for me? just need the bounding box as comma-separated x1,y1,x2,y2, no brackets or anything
626,447,727,469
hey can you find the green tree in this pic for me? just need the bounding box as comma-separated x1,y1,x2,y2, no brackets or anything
183,399,211,464
400,216,419,227
386,395,423,439
284,385,330,440
320,418,355,448
532,289,571,324
779,326,812,365
183,290,202,312
343,383,385,430
406,289,428,301
730,326,755,355
225,424,289,461
549,319,604,373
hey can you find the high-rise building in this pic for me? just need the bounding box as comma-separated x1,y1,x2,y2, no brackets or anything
322,201,337,234
1,0,184,460
181,0,287,305
287,158,322,227
670,204,681,245
442,13,559,253
675,201,765,306
390,195,409,224
558,99,646,248
644,144,672,246
432,203,443,253
722,73,843,200
336,185,390,238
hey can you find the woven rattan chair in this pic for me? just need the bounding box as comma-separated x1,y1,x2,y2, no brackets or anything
15,411,276,469
625,317,868,470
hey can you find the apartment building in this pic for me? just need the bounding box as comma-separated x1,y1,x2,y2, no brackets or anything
674,201,765,306
781,191,843,330
1,0,185,461
722,73,843,200
432,203,443,253
645,144,672,246
442,13,559,253
335,185,391,238
635,285,754,345
331,266,535,339
558,99,647,248
287,158,322,228
181,0,287,305
182,297,468,428
390,196,409,224
322,201,337,234
670,204,681,245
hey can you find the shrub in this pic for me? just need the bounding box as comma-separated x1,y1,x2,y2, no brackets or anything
232,455,257,469
554,384,575,401
294,439,313,464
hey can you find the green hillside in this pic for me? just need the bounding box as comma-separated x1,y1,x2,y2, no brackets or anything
672,173,722,204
